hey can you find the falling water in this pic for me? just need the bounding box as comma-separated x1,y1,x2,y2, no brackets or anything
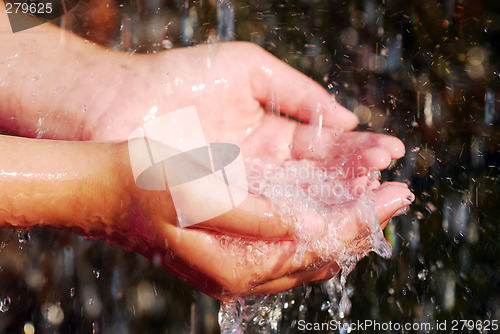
209,1,395,330
217,0,234,42
0,229,15,253
218,156,394,332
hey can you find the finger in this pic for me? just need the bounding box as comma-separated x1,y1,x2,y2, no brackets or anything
254,182,414,277
242,43,359,130
347,176,381,196
197,179,412,242
369,179,381,191
292,127,406,163
199,192,296,239
373,182,414,223
378,134,406,159
160,224,298,295
165,226,336,297
166,182,413,296
249,262,341,296
340,147,392,173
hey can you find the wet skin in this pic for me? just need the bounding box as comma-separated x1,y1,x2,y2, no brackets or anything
0,9,414,299
0,135,413,300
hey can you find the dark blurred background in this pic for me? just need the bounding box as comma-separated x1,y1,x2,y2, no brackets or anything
0,0,499,333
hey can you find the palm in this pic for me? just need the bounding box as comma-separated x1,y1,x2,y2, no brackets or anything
91,42,413,299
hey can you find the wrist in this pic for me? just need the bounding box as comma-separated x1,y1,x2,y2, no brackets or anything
109,139,179,252
70,141,130,239
0,136,126,239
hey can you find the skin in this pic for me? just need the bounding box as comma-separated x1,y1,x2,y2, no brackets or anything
0,135,413,300
0,3,415,300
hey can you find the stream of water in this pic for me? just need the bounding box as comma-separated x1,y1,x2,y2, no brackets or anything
218,157,394,333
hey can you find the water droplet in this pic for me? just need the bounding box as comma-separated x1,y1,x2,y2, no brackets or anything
0,296,11,312
426,202,437,213
0,230,15,253
304,286,312,299
92,321,99,334
418,269,428,280
161,39,173,49
17,229,30,245
43,303,64,325
23,322,35,334
93,269,101,279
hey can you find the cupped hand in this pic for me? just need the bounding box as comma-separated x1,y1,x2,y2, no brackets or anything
83,42,414,299
113,133,413,301
17,39,413,298
120,174,413,300
91,41,412,234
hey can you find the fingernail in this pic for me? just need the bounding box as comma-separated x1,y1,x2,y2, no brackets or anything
404,193,415,205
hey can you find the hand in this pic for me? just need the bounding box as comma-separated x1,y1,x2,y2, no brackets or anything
90,42,358,143
83,42,413,299
88,41,411,235
110,135,413,301
0,34,414,299
118,172,413,301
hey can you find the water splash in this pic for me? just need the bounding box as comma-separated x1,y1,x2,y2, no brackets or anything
0,296,11,312
92,321,100,334
17,229,31,245
93,269,101,279
0,229,15,253
217,0,235,42
120,16,133,51
218,158,392,331
219,294,285,334
218,300,242,334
